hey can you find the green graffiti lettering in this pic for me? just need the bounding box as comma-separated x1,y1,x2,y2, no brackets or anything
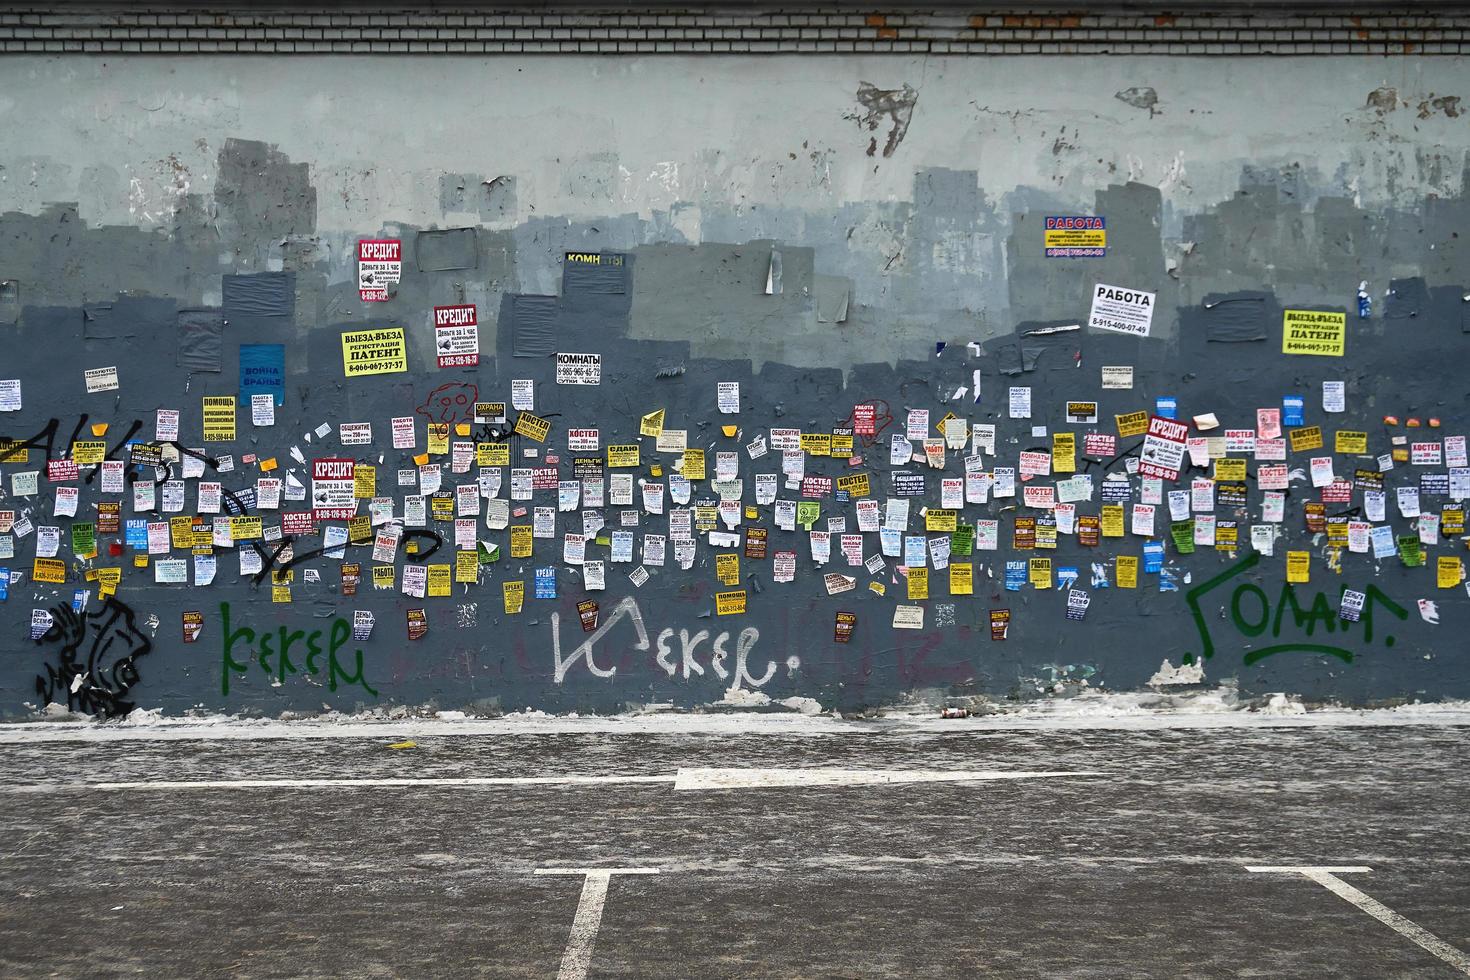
1231,583,1270,637
217,604,376,699
1362,584,1409,646
220,601,254,697
330,647,379,697
1272,585,1337,638
304,628,325,675
327,618,351,663
327,618,377,696
276,627,305,686
1187,554,1408,666
1184,552,1260,662
1242,644,1353,666
257,631,275,675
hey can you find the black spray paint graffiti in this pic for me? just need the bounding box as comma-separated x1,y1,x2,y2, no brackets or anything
156,441,447,586
0,415,145,480
34,597,154,719
254,527,443,585
1185,552,1409,666
150,442,444,585
2,421,446,587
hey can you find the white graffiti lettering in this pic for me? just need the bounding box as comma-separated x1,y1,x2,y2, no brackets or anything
552,597,785,688
551,596,648,683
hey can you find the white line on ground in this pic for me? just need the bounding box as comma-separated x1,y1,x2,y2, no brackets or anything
1248,866,1470,975
536,868,659,980
76,767,1103,793
534,868,662,876
1245,866,1373,874
87,775,676,791
671,768,1103,790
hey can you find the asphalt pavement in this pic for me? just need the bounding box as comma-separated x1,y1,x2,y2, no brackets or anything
0,722,1466,978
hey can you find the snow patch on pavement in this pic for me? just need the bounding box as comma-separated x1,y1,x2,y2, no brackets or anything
0,688,1467,742
1147,659,1206,687
715,687,825,714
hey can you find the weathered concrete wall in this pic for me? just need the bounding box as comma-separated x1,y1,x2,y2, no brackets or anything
1,54,1468,718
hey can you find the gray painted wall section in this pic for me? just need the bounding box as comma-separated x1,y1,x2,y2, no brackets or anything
0,56,1467,717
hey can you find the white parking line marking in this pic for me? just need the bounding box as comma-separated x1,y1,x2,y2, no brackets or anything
87,775,676,791
1248,866,1470,975
1246,866,1373,874
536,868,659,980
672,767,1102,790
76,767,1101,792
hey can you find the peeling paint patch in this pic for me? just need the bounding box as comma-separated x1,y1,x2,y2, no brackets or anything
1365,86,1400,114
1115,87,1160,116
438,172,516,223
1418,95,1463,119
853,81,918,158
213,138,316,247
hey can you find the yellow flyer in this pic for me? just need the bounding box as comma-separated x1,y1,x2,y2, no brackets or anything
907,567,929,600
716,553,740,585
1289,426,1323,452
1029,557,1052,589
1116,555,1139,588
1052,432,1076,473
73,441,107,465
477,442,510,467
1044,218,1106,253
1116,411,1148,438
949,563,973,595
0,438,28,464
683,449,706,481
607,444,640,468
33,557,66,584
427,564,452,597
1214,458,1246,481
353,465,376,498
800,432,831,457
169,516,195,549
230,515,262,541
639,409,665,437
96,567,122,597
514,412,551,443
1282,309,1345,357
1438,556,1462,589
715,590,747,615
201,396,236,442
925,509,958,532
341,327,408,376
1286,551,1310,583
430,495,454,522
503,580,525,614
510,525,533,558
1215,522,1239,549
